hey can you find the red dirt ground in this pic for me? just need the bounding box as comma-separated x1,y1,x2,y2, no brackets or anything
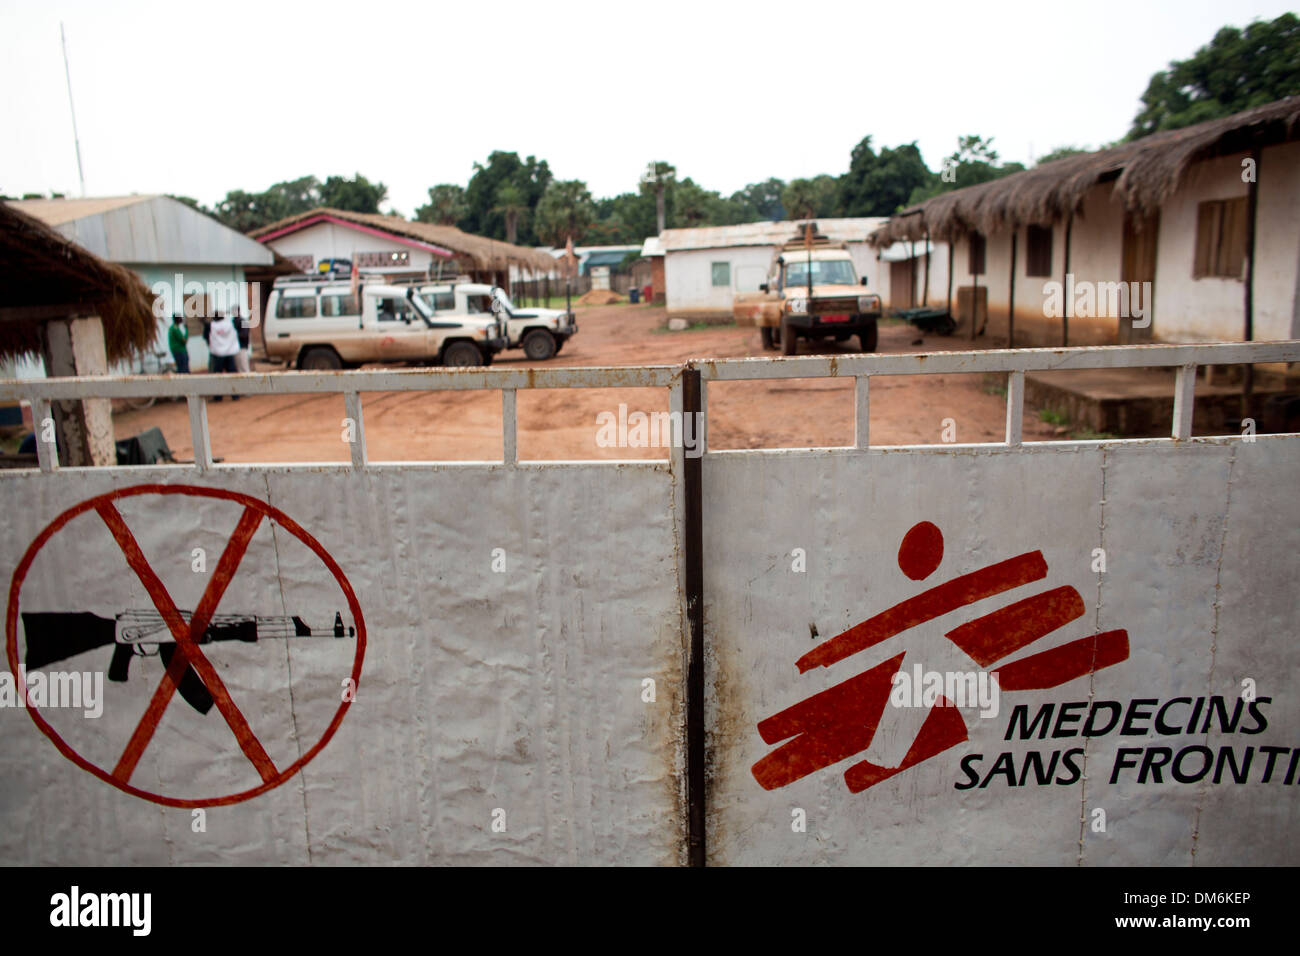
113,304,1065,464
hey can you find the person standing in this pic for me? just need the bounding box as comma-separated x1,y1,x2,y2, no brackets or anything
207,312,241,401
233,312,251,373
168,315,190,374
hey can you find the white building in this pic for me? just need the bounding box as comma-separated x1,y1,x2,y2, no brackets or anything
660,218,889,321
11,194,274,373
251,208,559,292
869,96,1300,346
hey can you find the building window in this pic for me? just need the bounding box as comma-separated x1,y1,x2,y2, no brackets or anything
1194,198,1248,279
1025,225,1053,277
711,261,731,287
276,295,317,319
356,250,411,269
321,293,360,317
968,233,986,276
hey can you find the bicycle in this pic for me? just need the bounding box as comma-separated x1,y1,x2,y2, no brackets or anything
123,350,177,411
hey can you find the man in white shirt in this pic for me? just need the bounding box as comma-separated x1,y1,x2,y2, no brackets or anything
207,312,242,401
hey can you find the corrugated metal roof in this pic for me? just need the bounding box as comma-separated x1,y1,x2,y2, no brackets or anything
13,195,274,267
12,195,152,226
641,236,664,257
659,218,890,252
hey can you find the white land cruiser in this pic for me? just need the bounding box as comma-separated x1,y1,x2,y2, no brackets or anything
417,282,577,361
264,277,507,369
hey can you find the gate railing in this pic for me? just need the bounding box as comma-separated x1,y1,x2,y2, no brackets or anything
2,342,1297,474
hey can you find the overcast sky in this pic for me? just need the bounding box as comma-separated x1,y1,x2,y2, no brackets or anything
1,0,1295,218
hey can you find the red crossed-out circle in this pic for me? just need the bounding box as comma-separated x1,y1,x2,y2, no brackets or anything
5,484,366,808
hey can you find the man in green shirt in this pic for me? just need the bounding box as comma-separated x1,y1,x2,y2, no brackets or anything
168,315,190,373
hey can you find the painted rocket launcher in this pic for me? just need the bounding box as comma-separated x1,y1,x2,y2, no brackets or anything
20,610,354,715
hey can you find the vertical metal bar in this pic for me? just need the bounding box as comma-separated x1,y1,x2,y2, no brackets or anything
1173,363,1197,440
698,377,708,456
344,391,366,469
854,375,870,449
186,395,213,471
1242,145,1260,420
682,367,706,868
1006,369,1025,446
501,388,517,465
31,397,57,472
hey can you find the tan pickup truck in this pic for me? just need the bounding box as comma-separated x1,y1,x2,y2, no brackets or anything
733,231,882,355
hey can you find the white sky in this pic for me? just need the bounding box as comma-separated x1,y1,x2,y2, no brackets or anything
1,0,1295,218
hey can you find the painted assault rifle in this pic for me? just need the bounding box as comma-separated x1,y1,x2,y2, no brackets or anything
21,610,354,714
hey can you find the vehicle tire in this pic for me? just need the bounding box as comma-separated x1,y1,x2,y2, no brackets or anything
553,339,564,354
300,347,342,371
859,318,878,353
760,326,777,350
780,316,797,356
834,332,850,342
522,329,557,361
443,342,484,367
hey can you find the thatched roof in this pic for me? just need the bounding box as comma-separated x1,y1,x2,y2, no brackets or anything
0,201,156,362
870,96,1300,246
249,208,558,274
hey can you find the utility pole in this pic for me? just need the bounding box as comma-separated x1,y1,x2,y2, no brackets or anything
61,22,86,197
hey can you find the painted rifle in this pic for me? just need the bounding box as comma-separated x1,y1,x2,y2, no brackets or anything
20,610,354,714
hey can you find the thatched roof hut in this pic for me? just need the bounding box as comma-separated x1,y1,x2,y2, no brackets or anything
870,96,1300,246
249,208,559,274
0,201,155,362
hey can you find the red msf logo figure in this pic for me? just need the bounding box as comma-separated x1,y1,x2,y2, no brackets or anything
752,521,1130,793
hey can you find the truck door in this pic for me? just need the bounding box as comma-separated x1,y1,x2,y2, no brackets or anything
368,294,433,361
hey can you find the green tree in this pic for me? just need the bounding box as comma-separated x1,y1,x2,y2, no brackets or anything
319,173,387,213
491,183,529,245
1035,146,1089,166
906,136,1026,206
415,184,468,225
1128,13,1300,139
729,178,787,221
463,151,552,245
534,179,595,246
838,137,933,216
782,175,839,220
167,195,212,215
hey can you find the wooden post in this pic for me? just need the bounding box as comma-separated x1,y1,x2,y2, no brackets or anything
969,234,979,342
1242,145,1261,419
40,315,115,466
1008,230,1018,348
922,229,930,307
1062,214,1073,347
945,239,954,320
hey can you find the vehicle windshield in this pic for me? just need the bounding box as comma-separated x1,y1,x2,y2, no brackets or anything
407,293,435,322
783,259,857,287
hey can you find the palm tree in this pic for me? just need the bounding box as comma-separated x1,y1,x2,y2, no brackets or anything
492,184,529,245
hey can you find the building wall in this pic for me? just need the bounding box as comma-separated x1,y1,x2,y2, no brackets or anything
665,247,775,318
132,263,248,371
666,243,886,319
875,243,951,312
1156,142,1300,343
266,222,443,276
943,142,1300,347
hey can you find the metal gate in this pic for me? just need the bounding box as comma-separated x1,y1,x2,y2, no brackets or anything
2,342,1298,865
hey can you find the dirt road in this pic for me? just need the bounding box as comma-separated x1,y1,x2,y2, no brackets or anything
114,304,1063,463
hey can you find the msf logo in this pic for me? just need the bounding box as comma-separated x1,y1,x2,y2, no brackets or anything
751,521,1130,794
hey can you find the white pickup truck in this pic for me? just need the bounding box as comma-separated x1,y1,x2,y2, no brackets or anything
418,282,577,361
263,278,507,369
